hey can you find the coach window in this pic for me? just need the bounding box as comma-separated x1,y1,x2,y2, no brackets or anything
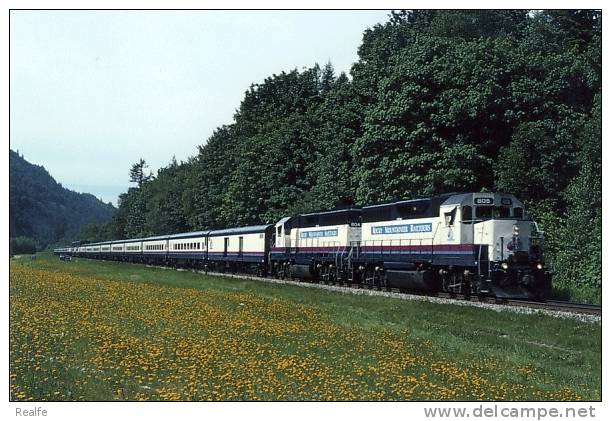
462,206,472,222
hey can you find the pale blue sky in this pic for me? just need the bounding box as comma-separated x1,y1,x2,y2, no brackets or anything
10,10,391,205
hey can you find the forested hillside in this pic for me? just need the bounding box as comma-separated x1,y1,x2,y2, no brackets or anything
84,10,601,302
9,149,115,249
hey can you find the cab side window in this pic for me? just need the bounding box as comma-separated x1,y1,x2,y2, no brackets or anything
444,207,457,226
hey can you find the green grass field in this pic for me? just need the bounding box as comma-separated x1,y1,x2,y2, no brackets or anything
10,253,601,401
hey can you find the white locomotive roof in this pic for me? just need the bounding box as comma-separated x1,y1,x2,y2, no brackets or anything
363,193,458,209
299,208,361,217
441,193,472,206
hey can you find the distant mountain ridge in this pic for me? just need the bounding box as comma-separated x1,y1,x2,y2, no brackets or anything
9,149,115,247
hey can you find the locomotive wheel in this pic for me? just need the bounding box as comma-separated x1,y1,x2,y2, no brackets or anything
321,265,330,284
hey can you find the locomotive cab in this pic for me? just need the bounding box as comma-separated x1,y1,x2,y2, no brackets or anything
454,193,551,300
273,216,293,250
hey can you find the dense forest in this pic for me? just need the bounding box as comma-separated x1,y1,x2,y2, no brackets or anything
78,10,601,302
9,149,116,251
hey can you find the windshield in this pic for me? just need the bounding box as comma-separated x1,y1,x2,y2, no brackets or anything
475,206,511,219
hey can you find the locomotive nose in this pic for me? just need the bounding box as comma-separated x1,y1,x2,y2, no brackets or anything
519,273,534,286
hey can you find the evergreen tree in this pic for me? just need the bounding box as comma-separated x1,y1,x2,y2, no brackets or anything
129,158,153,188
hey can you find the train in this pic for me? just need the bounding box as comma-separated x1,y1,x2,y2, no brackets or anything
54,192,552,300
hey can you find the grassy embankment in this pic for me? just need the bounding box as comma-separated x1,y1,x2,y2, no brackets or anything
10,253,601,401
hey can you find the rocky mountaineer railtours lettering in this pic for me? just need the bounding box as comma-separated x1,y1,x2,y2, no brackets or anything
371,223,432,235
299,229,338,238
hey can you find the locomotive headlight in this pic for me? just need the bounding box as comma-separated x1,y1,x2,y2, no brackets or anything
501,262,509,270
536,263,543,270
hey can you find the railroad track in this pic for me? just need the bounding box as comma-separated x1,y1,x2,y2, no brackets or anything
197,269,601,316
506,299,601,315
